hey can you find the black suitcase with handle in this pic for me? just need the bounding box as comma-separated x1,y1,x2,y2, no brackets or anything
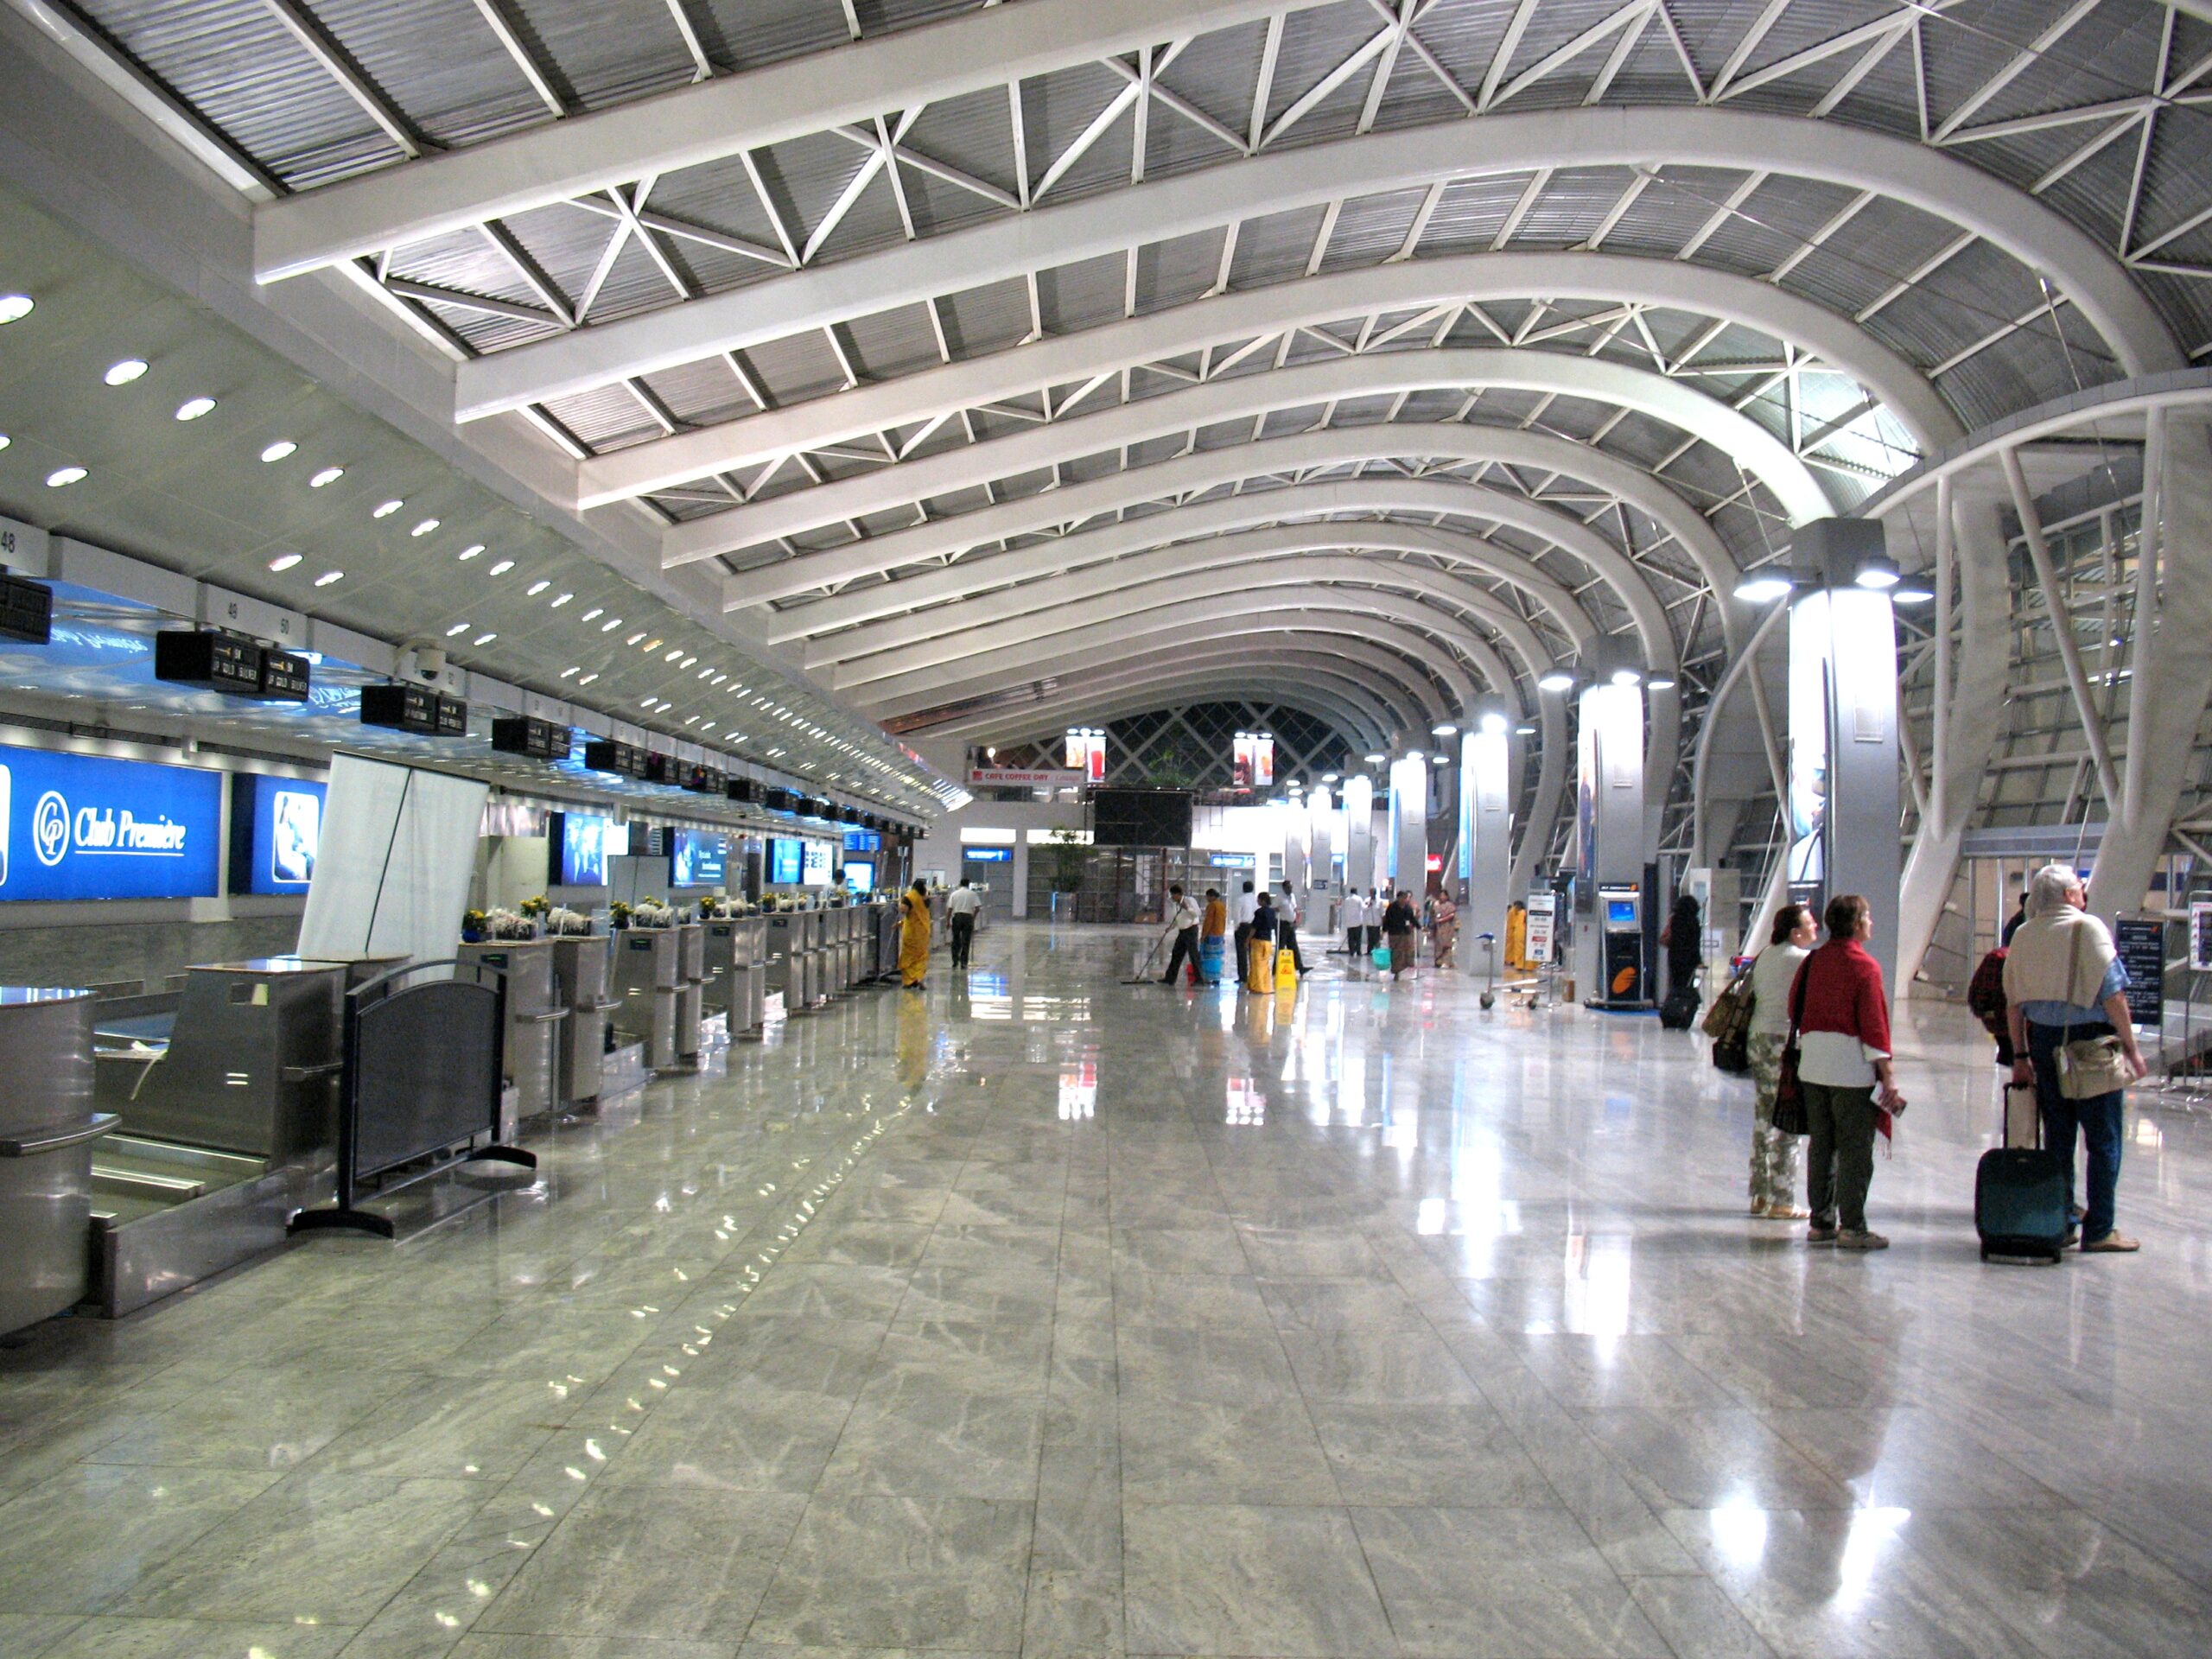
1976,1084,2069,1263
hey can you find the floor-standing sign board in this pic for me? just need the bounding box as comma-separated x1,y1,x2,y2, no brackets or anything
2114,918,2164,1030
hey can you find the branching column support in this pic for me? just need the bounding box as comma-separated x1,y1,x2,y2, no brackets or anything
2089,410,2212,917
1895,478,2012,987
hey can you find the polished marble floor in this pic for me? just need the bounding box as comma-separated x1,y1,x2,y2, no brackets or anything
4,920,2212,1659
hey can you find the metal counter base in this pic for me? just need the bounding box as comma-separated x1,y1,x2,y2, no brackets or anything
91,1135,332,1319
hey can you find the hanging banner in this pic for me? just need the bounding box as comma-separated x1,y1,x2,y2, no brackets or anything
1064,731,1106,783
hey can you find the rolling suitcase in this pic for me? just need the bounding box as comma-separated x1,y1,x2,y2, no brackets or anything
1659,982,1700,1029
1975,1084,2068,1263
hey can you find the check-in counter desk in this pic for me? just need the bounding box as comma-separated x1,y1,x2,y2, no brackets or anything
611,925,686,1072
550,934,627,1106
764,912,810,1010
874,900,901,976
704,916,766,1036
0,988,112,1336
457,939,563,1129
676,923,706,1059
821,908,849,994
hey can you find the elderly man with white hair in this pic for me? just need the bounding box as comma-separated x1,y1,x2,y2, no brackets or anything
2002,864,2148,1253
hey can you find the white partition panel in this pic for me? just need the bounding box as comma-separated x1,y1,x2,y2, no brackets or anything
299,753,491,969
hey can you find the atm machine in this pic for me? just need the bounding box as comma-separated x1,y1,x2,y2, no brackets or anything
1595,884,1648,1008
611,925,685,1071
550,934,623,1108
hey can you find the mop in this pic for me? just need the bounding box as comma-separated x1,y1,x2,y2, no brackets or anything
1121,927,1173,985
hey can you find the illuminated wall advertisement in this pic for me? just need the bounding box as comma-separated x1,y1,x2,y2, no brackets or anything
767,836,804,885
800,839,833,887
671,830,728,888
1230,733,1274,790
1576,683,1644,892
1343,774,1375,895
0,745,222,903
1064,728,1107,783
1787,592,1832,895
1789,580,1900,987
1463,726,1513,947
232,773,328,895
557,813,612,887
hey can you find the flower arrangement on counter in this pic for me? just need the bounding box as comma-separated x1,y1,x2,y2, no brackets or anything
484,906,537,940
461,908,489,943
631,899,677,928
518,894,551,919
608,900,632,930
546,906,594,936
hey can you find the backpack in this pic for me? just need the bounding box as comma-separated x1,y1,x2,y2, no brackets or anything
1704,956,1756,1072
1967,947,2010,1043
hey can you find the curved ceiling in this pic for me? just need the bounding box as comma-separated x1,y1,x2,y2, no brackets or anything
40,0,2212,792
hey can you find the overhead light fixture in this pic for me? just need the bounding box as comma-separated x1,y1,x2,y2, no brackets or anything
314,569,344,587
488,559,514,575
410,518,439,537
603,619,623,632
578,672,598,685
525,579,550,595
474,632,497,645
1478,711,1509,735
1431,722,1458,737
1516,722,1536,735
644,638,664,652
626,632,647,645
550,593,572,607
309,465,343,487
0,295,32,324
1363,751,1387,765
174,397,216,421
1537,670,1575,694
1892,581,1935,605
1733,573,1793,603
581,607,602,621
444,622,469,637
1854,555,1901,590
44,466,86,488
259,441,296,463
103,359,148,386
1610,666,1642,688
373,499,402,518
560,666,579,679
457,543,484,560
267,553,302,572
1320,772,1339,783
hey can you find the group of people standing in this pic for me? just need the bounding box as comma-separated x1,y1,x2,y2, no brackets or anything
1337,887,1437,979
1161,880,1310,992
1734,861,2145,1255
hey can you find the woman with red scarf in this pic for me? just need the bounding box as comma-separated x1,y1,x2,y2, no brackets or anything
1789,893,1907,1251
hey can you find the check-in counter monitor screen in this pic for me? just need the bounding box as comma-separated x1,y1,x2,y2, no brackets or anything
768,836,804,885
559,813,612,886
844,860,874,893
801,840,832,887
231,772,327,894
672,830,727,887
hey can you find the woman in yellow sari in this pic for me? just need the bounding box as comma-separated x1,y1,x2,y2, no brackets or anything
898,880,932,989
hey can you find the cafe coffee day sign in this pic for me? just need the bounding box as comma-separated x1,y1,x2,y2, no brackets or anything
0,744,223,901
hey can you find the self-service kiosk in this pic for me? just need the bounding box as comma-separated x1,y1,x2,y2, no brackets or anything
1596,884,1647,1008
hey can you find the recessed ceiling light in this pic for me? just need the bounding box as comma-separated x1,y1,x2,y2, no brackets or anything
550,593,571,607
373,499,403,518
578,672,598,685
645,639,663,652
603,620,623,633
679,655,697,668
526,580,550,596
560,666,579,679
664,648,682,663
473,632,496,645
639,697,656,709
268,553,302,572
457,543,484,560
580,607,602,622
314,569,344,587
626,632,646,645
410,518,439,537
445,623,469,637
45,466,86,488
0,435,10,452
260,441,297,463
309,465,343,487
0,295,32,324
103,358,148,386
488,559,514,575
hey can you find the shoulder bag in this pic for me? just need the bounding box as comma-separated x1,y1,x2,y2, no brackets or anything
1702,955,1754,1039
2056,925,2133,1100
1771,956,1810,1136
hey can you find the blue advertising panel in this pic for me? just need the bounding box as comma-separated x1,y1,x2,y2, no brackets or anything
232,773,327,894
559,813,611,887
767,836,804,885
671,830,727,887
0,744,222,902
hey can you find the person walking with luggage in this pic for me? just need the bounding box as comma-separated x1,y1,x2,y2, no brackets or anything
1232,880,1257,989
1338,890,1366,957
1746,904,1814,1220
1159,885,1205,987
1246,891,1279,995
2002,865,2147,1253
1382,890,1421,980
944,880,982,970
1792,893,1906,1250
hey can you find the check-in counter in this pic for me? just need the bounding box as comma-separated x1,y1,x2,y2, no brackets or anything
610,925,684,1071
550,934,621,1106
764,912,804,1010
94,957,351,1158
0,988,112,1336
704,916,766,1036
676,922,705,1059
457,939,564,1128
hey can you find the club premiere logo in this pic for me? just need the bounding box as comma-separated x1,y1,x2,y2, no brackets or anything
32,790,69,868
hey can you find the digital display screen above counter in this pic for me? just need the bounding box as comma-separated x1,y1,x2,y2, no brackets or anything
671,830,727,888
801,840,832,887
230,773,327,894
0,743,223,902
555,812,631,886
767,836,804,885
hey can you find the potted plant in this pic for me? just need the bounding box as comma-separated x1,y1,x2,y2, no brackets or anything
609,900,632,931
461,908,488,944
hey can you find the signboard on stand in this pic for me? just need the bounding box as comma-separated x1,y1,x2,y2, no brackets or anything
2115,918,2165,1029
2191,901,2212,974
1523,892,1556,966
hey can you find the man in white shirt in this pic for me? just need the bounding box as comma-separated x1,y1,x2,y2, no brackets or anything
1339,890,1366,956
944,880,983,969
1159,884,1205,986
1231,880,1257,988
1275,882,1306,974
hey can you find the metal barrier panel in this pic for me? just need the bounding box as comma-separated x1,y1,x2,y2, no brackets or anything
352,978,504,1182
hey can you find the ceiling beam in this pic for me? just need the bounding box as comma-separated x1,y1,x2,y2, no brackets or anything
453,105,2179,418
253,0,1335,281
930,660,1405,749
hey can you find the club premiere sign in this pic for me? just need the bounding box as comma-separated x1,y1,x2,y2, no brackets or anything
0,745,223,901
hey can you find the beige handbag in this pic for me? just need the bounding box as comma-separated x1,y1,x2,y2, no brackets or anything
2056,925,2132,1099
